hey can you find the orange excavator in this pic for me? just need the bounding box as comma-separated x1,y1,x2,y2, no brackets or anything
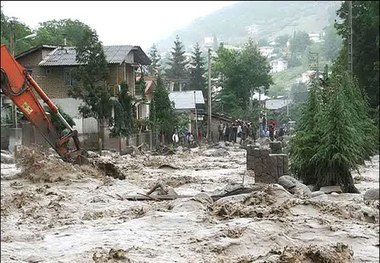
1,44,87,164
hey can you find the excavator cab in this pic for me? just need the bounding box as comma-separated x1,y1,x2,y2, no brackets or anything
1,44,88,164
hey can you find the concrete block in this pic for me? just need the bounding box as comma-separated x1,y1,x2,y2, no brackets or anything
269,141,282,154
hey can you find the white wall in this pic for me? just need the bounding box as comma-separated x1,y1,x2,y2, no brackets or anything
38,98,98,134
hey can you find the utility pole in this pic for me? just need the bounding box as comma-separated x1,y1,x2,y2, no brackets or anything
347,0,353,74
207,48,212,142
194,90,198,142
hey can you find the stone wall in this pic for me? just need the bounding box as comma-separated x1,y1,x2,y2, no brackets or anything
246,144,289,184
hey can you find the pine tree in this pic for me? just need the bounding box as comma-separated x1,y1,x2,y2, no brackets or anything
290,68,378,193
289,79,324,185
149,75,177,138
147,43,161,76
189,42,206,96
111,81,137,137
165,35,189,91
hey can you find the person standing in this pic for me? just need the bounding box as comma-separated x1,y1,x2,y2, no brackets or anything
269,124,275,141
218,121,223,141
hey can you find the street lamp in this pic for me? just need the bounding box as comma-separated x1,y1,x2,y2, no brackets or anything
194,90,198,142
12,33,37,56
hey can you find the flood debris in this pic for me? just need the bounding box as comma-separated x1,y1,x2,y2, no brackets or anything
278,242,354,262
1,151,14,164
92,248,131,263
92,160,125,180
1,144,378,262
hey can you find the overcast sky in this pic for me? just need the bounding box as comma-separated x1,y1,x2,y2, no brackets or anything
2,1,238,50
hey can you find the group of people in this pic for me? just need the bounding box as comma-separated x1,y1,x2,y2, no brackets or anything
172,127,199,147
218,120,252,144
260,121,288,141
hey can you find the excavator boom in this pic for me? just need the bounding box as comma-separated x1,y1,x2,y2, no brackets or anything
1,44,86,164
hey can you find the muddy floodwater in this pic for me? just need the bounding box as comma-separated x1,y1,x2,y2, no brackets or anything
1,144,379,262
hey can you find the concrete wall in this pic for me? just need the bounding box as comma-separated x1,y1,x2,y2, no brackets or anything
246,145,289,184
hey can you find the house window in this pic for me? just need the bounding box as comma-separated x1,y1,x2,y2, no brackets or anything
64,68,74,86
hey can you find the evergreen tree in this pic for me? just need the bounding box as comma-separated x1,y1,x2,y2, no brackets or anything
289,79,324,185
290,67,378,193
147,43,161,76
165,35,189,91
335,1,379,109
189,42,206,96
111,81,137,137
149,75,177,138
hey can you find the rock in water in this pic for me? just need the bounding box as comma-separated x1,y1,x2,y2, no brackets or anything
363,188,379,201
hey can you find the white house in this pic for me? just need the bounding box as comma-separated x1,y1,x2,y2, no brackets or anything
169,90,205,112
169,90,205,132
301,70,317,83
308,33,322,43
259,46,274,57
270,58,288,73
265,97,292,110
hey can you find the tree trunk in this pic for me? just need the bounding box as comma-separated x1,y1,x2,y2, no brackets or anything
339,170,360,193
314,168,360,194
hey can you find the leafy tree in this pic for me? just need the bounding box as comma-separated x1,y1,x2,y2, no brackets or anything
111,81,137,137
289,31,311,54
275,34,290,48
67,29,111,135
1,9,35,55
47,106,76,135
189,42,206,96
335,1,379,109
165,35,189,91
147,43,161,76
213,39,273,117
149,75,177,139
287,53,302,68
323,23,342,61
1,8,93,55
35,19,92,47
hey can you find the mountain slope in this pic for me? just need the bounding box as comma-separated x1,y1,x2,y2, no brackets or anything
156,1,341,51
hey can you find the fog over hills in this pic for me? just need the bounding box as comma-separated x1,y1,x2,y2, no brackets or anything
155,1,341,52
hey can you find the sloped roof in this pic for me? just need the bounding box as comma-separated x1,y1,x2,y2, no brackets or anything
136,76,156,95
38,45,151,66
265,98,291,110
252,92,270,101
15,45,57,59
169,90,205,110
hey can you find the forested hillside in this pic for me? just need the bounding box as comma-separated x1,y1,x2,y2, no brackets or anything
156,1,341,51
